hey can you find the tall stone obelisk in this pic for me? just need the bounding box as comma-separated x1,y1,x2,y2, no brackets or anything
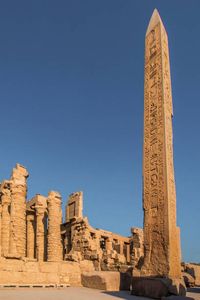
142,9,181,278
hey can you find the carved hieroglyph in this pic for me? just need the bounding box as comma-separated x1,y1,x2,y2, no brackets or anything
142,9,181,277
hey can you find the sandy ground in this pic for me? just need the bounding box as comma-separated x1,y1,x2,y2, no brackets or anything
0,287,199,300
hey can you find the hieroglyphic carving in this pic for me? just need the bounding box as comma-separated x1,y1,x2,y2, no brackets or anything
142,10,181,277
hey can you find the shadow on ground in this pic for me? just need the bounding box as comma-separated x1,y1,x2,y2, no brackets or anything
188,288,200,294
102,291,132,299
102,291,149,299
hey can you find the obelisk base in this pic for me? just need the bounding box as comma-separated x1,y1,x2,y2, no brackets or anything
131,276,186,299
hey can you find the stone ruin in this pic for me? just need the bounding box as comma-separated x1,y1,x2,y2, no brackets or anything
63,192,144,272
0,163,144,287
0,8,198,298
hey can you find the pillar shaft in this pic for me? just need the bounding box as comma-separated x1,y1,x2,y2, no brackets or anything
10,164,29,257
36,207,46,261
1,202,10,256
27,213,35,259
47,191,62,261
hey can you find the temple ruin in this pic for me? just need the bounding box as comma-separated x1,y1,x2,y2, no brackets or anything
0,163,144,286
0,8,197,296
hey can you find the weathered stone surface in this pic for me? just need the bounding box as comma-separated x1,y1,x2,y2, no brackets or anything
0,181,11,256
35,195,47,261
47,191,62,261
184,263,200,286
26,212,35,259
10,164,29,257
0,260,81,286
132,277,186,299
130,227,144,272
142,8,181,278
182,272,195,287
66,191,83,222
81,271,121,291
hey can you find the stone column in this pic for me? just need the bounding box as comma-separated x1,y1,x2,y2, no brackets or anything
36,206,46,261
10,164,29,257
1,182,11,256
126,243,130,263
47,191,62,261
106,237,112,252
119,241,124,256
26,212,35,259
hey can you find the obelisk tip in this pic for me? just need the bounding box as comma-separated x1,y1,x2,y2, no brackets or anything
146,9,164,36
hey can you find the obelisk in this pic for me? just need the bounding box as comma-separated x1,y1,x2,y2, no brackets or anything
132,9,185,297
142,8,182,278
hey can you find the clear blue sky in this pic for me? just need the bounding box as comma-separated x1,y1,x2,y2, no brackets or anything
0,0,199,263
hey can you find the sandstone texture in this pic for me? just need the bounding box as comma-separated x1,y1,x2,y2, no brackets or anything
81,271,131,291
0,165,140,286
47,191,62,262
142,9,181,278
183,263,200,286
132,277,186,299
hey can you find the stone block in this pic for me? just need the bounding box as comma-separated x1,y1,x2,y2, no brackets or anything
23,262,39,272
79,260,95,272
131,277,186,299
185,264,200,286
0,259,24,272
182,272,195,287
46,272,59,283
81,271,121,291
39,262,59,273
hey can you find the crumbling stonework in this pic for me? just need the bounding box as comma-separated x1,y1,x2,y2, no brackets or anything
47,191,63,262
0,165,143,287
0,181,11,257
10,164,29,257
182,263,200,286
62,193,139,273
66,191,83,222
130,227,144,271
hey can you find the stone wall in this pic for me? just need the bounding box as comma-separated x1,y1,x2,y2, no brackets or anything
0,259,82,286
62,195,142,272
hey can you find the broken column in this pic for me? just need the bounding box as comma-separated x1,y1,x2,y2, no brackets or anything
10,164,29,257
35,195,47,261
0,181,11,256
47,191,62,261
